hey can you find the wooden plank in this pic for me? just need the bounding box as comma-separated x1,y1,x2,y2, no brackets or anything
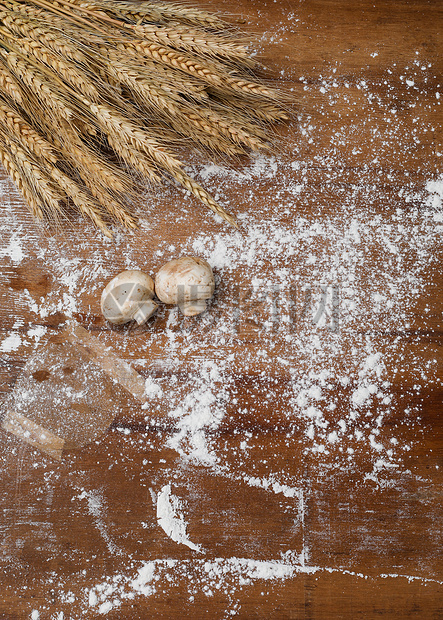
0,0,442,617
0,428,441,617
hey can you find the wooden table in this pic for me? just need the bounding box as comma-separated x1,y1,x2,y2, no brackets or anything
0,0,442,617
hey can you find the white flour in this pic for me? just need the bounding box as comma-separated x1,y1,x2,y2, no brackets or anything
156,483,203,553
0,332,22,352
76,489,121,556
0,229,25,263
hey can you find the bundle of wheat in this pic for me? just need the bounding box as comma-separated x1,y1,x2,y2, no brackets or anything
0,0,288,235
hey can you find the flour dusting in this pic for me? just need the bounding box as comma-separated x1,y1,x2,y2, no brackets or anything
77,489,121,556
156,484,203,553
0,332,22,353
0,229,25,264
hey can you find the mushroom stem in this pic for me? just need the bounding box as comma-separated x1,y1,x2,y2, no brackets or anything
178,299,208,316
133,300,158,325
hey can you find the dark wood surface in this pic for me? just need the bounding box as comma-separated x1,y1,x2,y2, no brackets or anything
0,0,442,618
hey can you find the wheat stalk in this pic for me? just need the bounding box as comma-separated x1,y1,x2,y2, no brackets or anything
0,0,289,233
83,0,228,31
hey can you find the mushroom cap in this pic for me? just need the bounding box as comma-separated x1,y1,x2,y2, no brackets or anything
101,270,157,325
155,256,215,305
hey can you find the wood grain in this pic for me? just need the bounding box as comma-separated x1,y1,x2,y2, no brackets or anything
0,0,442,618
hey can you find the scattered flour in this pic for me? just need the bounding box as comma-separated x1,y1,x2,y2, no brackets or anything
156,483,203,553
425,174,443,218
76,489,121,556
143,376,163,399
32,556,443,618
0,229,25,264
0,332,22,353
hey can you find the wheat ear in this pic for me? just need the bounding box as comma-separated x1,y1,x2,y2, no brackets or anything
97,58,247,154
133,24,251,64
0,59,23,104
88,102,184,172
172,168,238,228
124,41,280,100
0,143,44,218
65,0,228,31
0,10,88,63
0,99,58,162
0,133,65,219
49,166,112,237
5,52,74,120
12,37,99,102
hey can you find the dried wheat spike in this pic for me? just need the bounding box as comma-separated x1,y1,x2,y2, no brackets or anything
0,143,44,218
13,37,99,102
68,0,228,30
56,121,130,196
124,41,280,100
172,168,238,228
98,57,257,154
6,52,74,120
89,103,184,173
0,133,65,219
106,135,161,184
0,10,88,63
0,60,23,105
133,24,251,63
86,183,137,229
49,165,111,236
0,100,58,162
